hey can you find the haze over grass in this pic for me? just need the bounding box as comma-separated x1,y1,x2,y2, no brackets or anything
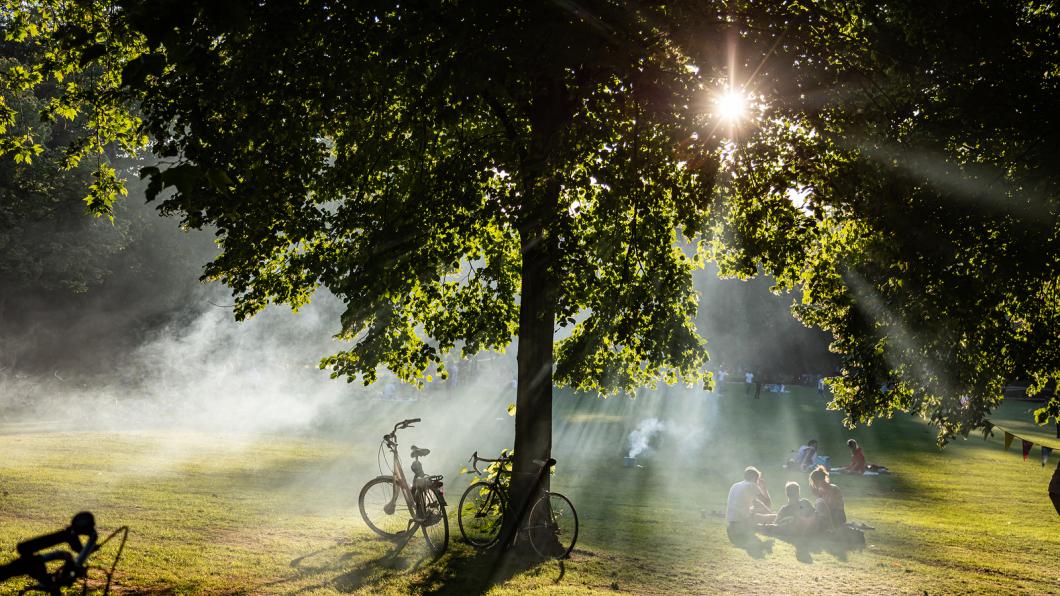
0,386,1056,594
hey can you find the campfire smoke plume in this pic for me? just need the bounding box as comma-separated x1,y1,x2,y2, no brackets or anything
628,417,666,459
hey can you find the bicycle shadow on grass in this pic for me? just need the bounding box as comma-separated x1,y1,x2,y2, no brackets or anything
265,530,570,594
285,539,566,594
253,534,425,593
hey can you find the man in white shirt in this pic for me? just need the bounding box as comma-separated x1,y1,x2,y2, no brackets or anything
726,467,775,555
791,439,819,471
744,371,754,396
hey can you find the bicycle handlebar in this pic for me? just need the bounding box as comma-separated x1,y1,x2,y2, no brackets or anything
383,418,422,446
1,512,98,589
469,450,513,474
392,418,420,433
468,452,556,474
16,512,96,558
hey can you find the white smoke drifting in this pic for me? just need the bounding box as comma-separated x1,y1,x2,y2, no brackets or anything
628,417,666,458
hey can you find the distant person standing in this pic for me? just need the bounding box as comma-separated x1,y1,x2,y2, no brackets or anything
817,376,826,397
745,371,754,396
1050,459,1060,516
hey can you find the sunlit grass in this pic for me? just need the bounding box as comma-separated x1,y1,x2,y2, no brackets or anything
0,387,1057,594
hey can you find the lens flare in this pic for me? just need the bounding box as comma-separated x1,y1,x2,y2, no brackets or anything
715,90,747,122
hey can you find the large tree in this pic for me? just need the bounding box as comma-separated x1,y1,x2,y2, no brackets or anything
4,0,1059,525
0,0,742,530
701,0,1060,437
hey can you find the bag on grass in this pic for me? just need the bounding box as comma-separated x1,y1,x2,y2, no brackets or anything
839,525,866,549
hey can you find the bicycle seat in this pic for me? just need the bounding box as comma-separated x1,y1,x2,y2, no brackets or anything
411,445,430,458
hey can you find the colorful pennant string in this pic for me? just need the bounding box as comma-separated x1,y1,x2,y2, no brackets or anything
986,420,1060,466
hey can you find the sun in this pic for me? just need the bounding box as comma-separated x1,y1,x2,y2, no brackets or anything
715,90,747,122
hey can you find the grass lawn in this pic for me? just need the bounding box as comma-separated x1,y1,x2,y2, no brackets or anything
0,385,1057,594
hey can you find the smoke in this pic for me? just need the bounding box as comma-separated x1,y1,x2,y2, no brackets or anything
627,417,666,458
694,263,837,381
0,185,834,503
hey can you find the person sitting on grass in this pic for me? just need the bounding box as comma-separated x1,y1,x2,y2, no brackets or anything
809,465,846,529
726,467,776,555
786,439,818,471
833,439,867,475
774,481,816,537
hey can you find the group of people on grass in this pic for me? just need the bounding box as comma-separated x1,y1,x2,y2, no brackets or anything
786,438,872,475
726,465,848,550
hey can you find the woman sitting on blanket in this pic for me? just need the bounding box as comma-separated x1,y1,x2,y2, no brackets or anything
832,439,867,475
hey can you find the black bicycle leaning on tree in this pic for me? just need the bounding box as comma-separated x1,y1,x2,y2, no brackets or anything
458,451,578,559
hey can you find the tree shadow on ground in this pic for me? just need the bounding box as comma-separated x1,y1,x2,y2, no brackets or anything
402,544,565,595
263,534,565,594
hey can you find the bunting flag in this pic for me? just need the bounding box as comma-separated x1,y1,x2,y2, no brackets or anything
984,420,1060,466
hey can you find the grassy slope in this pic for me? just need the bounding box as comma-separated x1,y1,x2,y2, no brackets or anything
0,387,1058,595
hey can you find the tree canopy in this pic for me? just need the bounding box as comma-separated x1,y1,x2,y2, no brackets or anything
1,0,1058,468
707,0,1060,437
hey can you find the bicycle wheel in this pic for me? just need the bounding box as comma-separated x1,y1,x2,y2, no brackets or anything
419,487,449,557
528,492,578,559
458,481,506,548
359,476,412,538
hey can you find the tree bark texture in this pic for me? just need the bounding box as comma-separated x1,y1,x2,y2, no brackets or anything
505,222,557,542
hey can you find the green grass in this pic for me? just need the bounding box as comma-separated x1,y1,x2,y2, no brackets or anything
1,387,1058,594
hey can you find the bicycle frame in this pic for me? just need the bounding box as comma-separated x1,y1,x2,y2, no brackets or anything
381,443,421,522
465,453,556,545
364,419,449,558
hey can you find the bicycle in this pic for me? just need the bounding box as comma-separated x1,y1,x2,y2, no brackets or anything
0,512,129,595
458,452,578,559
358,418,449,557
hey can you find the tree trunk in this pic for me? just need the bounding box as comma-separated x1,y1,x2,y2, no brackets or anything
503,223,557,544
500,72,568,549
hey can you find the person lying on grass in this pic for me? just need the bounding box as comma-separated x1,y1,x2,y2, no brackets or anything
809,465,847,528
